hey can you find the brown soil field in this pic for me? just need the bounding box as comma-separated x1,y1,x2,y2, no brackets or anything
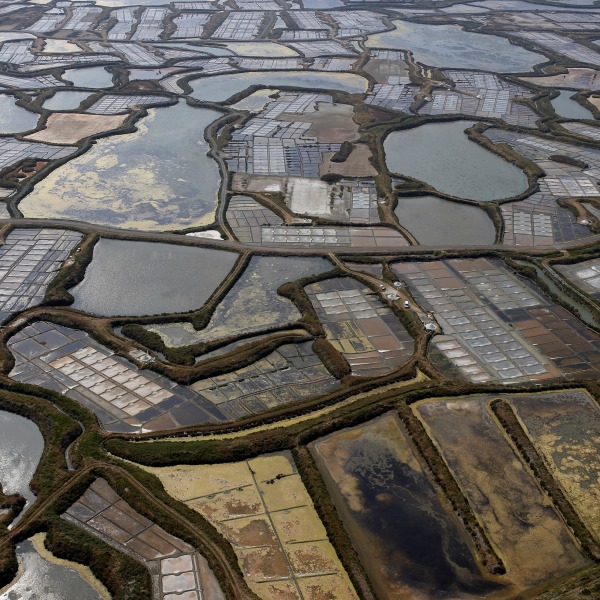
280,102,360,143
320,144,378,177
25,113,126,145
415,396,589,591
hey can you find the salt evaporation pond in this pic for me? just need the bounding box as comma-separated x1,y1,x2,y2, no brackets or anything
63,67,114,89
145,255,332,345
385,121,528,201
42,91,91,111
311,413,503,599
0,96,38,134
20,101,222,230
395,195,496,245
70,239,238,317
367,20,545,72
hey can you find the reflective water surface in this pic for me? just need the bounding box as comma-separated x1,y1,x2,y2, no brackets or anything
395,195,496,244
385,121,528,201
0,410,43,518
71,238,238,317
367,20,545,72
21,102,222,230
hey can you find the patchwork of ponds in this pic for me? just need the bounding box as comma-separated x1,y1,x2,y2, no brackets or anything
8,322,228,434
394,195,496,245
366,20,545,72
305,277,414,377
555,257,600,300
70,239,237,317
190,72,368,103
142,452,358,600
20,101,222,230
63,477,222,600
0,95,38,134
384,121,529,201
395,258,600,384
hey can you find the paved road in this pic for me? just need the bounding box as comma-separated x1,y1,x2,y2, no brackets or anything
3,217,599,255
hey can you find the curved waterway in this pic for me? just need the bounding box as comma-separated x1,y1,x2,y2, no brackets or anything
0,410,43,524
385,121,528,201
190,71,368,102
20,101,222,230
551,91,594,120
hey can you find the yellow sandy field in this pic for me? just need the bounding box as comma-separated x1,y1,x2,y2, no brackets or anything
141,452,358,600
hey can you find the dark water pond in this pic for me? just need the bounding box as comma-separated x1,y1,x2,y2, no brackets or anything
312,413,501,599
70,238,238,317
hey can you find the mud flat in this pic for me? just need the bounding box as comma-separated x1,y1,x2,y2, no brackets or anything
20,101,221,231
320,143,378,178
280,102,359,143
71,238,238,317
415,396,588,591
311,412,503,600
142,452,358,600
508,390,600,542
